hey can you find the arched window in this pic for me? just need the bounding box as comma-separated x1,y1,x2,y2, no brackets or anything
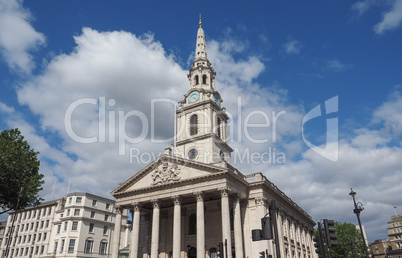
195,75,199,85
84,238,94,254
99,240,108,255
217,118,221,138
202,74,207,84
190,114,198,136
189,213,196,235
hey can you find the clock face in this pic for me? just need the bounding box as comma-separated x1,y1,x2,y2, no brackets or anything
214,94,221,105
189,91,200,103
188,148,198,160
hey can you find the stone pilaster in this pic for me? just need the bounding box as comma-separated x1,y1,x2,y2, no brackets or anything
195,192,205,258
111,206,122,258
172,196,181,258
130,203,141,258
150,199,160,258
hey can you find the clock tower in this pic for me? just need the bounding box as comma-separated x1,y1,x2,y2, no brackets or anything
174,17,233,164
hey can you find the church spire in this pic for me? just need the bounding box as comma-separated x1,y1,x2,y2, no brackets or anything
195,14,208,60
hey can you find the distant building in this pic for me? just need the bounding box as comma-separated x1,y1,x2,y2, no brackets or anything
0,192,129,258
386,214,402,257
369,239,391,258
0,221,7,250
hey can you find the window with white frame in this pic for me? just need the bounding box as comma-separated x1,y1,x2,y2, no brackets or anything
68,239,75,253
99,241,107,255
72,221,78,231
89,223,94,233
84,239,94,254
74,209,80,216
76,197,82,204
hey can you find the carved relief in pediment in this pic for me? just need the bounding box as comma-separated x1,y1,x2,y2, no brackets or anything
151,160,181,186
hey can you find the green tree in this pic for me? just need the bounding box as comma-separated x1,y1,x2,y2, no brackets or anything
0,128,44,214
315,221,369,258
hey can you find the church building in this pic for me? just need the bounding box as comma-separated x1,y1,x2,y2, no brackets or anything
111,18,316,258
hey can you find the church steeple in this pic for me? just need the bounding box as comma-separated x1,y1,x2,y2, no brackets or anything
195,14,208,60
175,17,233,165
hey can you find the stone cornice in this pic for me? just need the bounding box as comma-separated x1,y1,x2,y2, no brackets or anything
111,154,228,196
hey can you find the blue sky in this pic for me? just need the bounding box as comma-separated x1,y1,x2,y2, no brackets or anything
1,0,402,241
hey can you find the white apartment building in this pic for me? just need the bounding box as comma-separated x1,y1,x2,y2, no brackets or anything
1,192,129,258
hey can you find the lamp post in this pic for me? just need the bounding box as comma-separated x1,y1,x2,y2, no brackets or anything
349,188,369,258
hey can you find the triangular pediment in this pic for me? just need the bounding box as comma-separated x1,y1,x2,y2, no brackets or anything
111,155,227,196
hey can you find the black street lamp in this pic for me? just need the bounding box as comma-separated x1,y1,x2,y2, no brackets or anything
349,188,369,258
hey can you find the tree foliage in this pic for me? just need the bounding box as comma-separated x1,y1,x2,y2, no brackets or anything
316,221,369,258
0,128,44,214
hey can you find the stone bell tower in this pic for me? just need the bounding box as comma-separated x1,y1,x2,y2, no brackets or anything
174,16,233,164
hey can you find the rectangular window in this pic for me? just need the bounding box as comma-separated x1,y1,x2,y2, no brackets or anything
25,223,28,231
61,239,65,252
20,224,23,232
23,212,27,220
38,233,41,242
48,207,51,215
43,233,47,240
35,246,39,255
57,225,61,233
72,221,78,231
90,211,95,218
89,223,94,233
74,209,80,216
67,209,70,216
104,214,109,221
40,246,44,255
35,222,39,230
25,247,28,256
30,223,33,230
68,197,72,204
103,226,108,235
37,209,41,218
20,248,23,256
40,220,44,228
28,235,31,242
106,203,110,210
76,197,82,204
18,236,21,244
46,220,49,228
92,199,97,207
99,242,107,255
64,222,68,231
84,239,94,254
23,236,26,243
28,211,31,219
68,239,75,253
32,234,36,243
54,241,58,253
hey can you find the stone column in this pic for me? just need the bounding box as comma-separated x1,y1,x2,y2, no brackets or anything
111,206,122,258
130,203,141,258
220,187,232,258
195,192,205,258
172,196,181,258
233,195,244,258
150,199,160,258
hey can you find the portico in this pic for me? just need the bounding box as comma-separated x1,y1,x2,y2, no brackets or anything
111,154,247,258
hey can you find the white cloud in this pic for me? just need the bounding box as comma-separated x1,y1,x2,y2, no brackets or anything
374,0,402,34
351,0,375,17
351,0,402,34
281,39,302,55
0,0,46,73
326,58,353,72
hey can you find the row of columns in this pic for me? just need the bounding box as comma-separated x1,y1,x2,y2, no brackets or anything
111,188,244,258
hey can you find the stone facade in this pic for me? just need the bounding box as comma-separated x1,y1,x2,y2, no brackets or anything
111,18,317,258
0,192,129,258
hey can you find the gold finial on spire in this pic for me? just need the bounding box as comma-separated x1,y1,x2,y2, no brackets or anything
199,13,202,28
